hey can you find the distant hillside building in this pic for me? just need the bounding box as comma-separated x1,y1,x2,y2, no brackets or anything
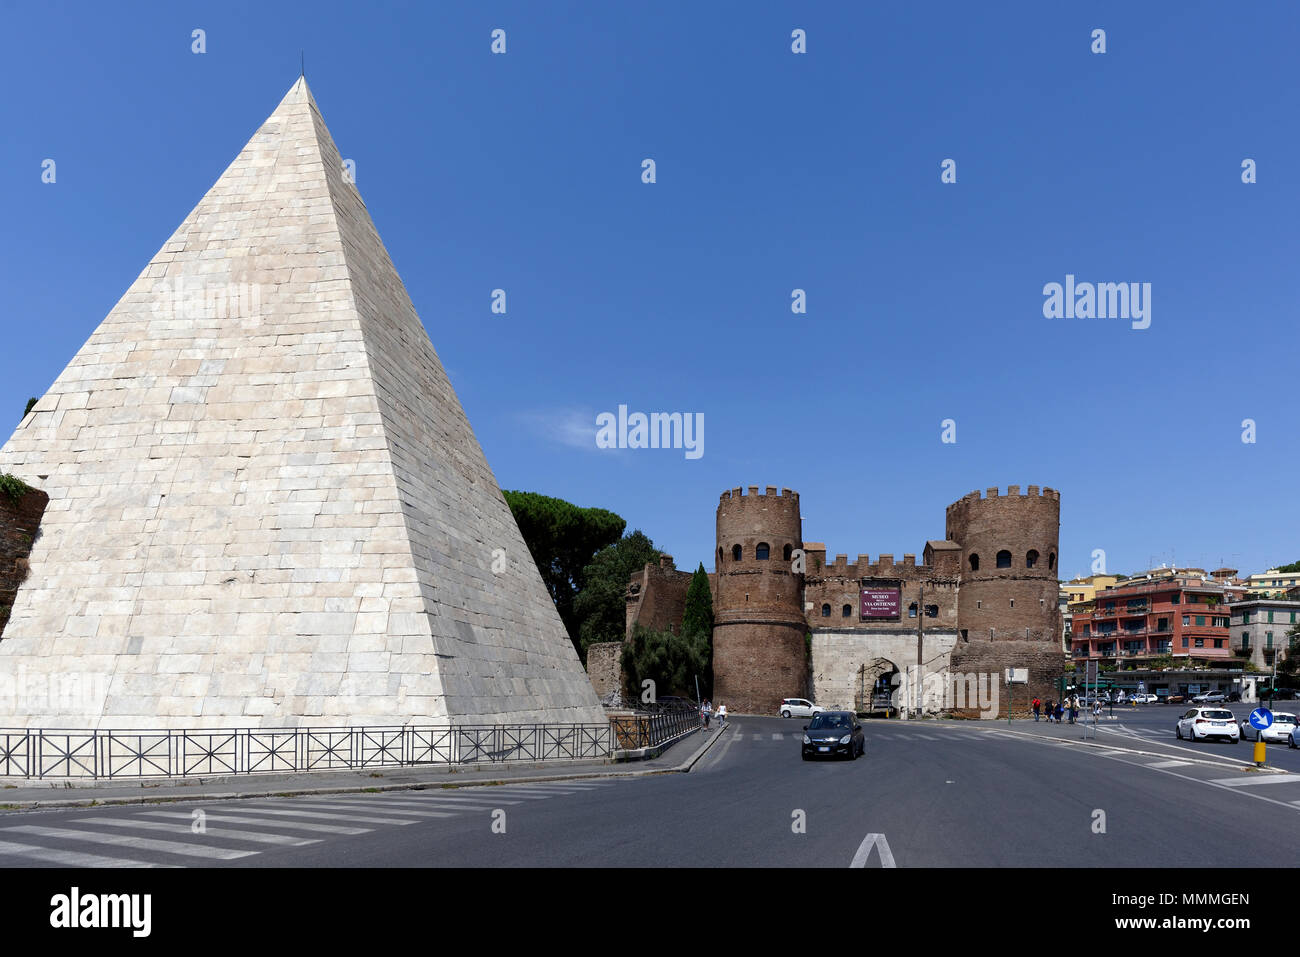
1245,568,1300,598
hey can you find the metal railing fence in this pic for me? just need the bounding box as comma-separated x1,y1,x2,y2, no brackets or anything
0,723,616,780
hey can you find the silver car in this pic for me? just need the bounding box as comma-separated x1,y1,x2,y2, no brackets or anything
1241,711,1298,744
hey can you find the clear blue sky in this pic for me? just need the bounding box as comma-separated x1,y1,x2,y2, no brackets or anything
2,1,1297,580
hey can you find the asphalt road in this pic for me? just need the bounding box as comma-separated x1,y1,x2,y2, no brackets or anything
1,709,1297,867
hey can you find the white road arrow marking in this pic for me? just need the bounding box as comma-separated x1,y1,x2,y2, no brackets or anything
850,832,896,868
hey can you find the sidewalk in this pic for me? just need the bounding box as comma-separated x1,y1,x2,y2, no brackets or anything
0,723,734,811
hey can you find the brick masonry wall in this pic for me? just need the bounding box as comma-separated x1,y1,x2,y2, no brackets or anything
585,641,623,700
624,557,694,640
713,487,807,715
948,640,1064,718
0,485,49,640
713,621,807,715
946,486,1062,643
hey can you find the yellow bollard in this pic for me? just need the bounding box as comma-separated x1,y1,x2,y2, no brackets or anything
1253,740,1266,767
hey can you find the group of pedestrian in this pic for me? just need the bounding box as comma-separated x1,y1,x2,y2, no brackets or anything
700,700,726,730
1035,696,1077,724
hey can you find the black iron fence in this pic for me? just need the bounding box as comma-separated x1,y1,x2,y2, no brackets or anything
0,723,616,780
608,705,700,751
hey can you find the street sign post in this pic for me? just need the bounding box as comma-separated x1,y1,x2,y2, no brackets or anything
1249,708,1273,768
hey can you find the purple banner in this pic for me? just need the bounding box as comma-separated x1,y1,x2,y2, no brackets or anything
860,588,900,619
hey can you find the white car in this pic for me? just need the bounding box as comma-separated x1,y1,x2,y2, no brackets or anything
779,698,824,719
1131,693,1157,704
1241,711,1298,744
1192,691,1227,703
1175,707,1240,743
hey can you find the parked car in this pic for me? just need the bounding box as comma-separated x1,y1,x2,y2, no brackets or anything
1176,707,1240,743
1226,691,1242,702
1192,691,1227,703
1132,693,1158,704
1240,711,1297,744
1290,726,1300,749
801,711,864,760
1166,694,1186,705
780,698,824,719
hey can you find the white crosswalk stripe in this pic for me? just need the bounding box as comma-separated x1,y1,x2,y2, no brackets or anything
216,806,418,826
0,837,176,868
1207,774,1300,788
915,734,939,741
771,733,784,741
248,801,458,819
1,824,259,860
472,789,573,801
76,817,321,846
138,811,371,836
1145,759,1192,769
752,734,763,741
319,794,520,808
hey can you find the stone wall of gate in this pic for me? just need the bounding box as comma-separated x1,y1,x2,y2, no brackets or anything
810,629,958,712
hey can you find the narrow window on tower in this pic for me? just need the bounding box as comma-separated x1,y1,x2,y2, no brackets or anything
908,603,918,618
842,604,851,618
969,553,980,572
732,544,742,561
1010,599,1015,608
783,544,793,562
821,603,831,617
996,550,1012,569
755,542,770,560
1026,550,1039,569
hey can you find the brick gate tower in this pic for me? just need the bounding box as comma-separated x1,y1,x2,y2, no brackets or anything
946,485,1064,716
712,487,806,715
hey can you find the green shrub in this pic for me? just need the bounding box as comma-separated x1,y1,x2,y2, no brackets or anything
0,473,30,504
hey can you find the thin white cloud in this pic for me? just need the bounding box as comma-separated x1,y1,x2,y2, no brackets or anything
516,408,602,452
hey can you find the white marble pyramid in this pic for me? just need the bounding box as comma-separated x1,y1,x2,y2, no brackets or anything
0,78,604,730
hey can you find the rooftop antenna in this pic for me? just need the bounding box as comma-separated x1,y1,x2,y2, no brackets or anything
300,50,305,79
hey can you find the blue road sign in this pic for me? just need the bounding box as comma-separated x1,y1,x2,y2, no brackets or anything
1249,708,1273,731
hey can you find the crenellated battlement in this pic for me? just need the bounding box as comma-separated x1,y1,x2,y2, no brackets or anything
946,484,1059,516
719,485,799,505
802,545,932,580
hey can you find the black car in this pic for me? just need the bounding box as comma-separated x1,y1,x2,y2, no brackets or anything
801,711,864,760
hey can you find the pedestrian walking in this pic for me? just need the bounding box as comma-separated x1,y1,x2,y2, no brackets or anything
1069,695,1079,725
1093,699,1102,722
702,699,712,730
1055,701,1063,724
1108,694,1115,717
1032,697,1041,722
717,702,727,728
1045,699,1055,724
